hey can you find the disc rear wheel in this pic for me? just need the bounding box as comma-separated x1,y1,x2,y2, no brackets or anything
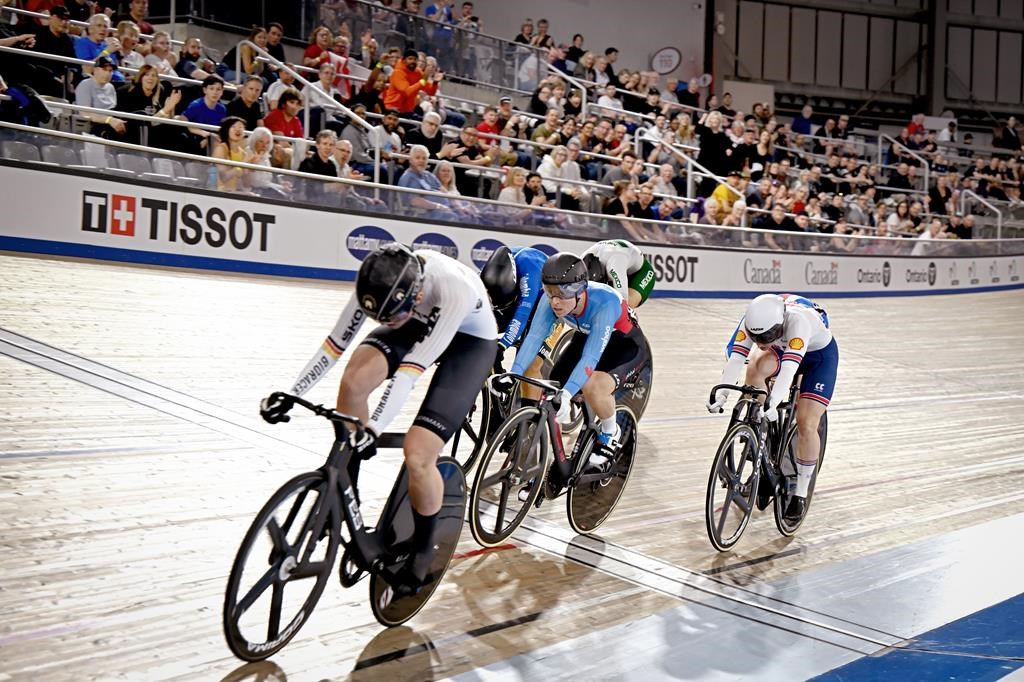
705,423,761,552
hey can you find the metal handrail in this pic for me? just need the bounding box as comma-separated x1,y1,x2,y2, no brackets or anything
0,44,237,92
879,134,931,209
544,63,588,119
960,189,1003,240
0,5,185,47
236,39,380,186
4,119,1023,255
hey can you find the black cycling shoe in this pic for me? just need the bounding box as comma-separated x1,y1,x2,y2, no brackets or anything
784,495,806,522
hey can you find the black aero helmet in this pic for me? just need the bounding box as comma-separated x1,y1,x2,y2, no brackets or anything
356,243,424,324
541,252,588,298
480,246,518,313
581,252,607,284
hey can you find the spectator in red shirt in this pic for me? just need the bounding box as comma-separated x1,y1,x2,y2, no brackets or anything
383,48,439,116
113,0,154,37
264,88,304,168
302,25,332,69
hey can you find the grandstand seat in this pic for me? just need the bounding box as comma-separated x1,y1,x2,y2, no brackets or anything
41,144,89,168
186,161,212,185
2,140,43,163
118,153,173,182
152,158,201,187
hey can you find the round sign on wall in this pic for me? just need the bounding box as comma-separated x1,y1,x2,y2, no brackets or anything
650,47,682,75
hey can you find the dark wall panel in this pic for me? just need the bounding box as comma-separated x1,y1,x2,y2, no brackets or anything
996,32,1023,103
736,1,765,80
948,0,973,13
973,0,998,17
762,4,791,82
946,26,973,99
999,0,1024,20
842,14,869,90
868,17,895,90
790,8,817,84
971,28,998,101
893,20,922,94
816,11,843,87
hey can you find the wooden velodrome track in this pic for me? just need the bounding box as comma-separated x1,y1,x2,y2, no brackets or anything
1,252,1022,681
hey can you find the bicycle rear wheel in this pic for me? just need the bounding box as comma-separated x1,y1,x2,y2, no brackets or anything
448,386,491,474
370,457,466,627
774,412,828,536
705,423,761,552
566,407,638,535
223,471,341,661
468,406,549,547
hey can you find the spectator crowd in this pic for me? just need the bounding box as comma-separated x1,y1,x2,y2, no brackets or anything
1,0,1022,253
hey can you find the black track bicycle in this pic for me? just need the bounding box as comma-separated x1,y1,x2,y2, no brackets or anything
704,380,827,551
468,373,641,546
223,393,466,661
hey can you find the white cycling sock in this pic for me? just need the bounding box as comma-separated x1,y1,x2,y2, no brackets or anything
795,457,817,497
600,416,617,435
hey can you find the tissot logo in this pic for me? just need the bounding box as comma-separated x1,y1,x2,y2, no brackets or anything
743,258,782,284
990,260,1000,284
81,191,274,251
804,261,838,285
648,253,698,283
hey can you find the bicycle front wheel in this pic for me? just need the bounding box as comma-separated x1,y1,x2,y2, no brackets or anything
468,406,549,547
774,412,828,536
448,385,491,474
223,471,341,661
705,423,761,552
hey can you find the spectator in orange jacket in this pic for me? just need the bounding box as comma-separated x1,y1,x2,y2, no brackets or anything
383,48,440,116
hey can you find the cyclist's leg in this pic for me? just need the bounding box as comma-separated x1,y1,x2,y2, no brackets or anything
792,338,838,488
406,334,495,567
586,328,648,462
744,345,782,396
626,259,656,308
548,328,586,400
338,319,430,421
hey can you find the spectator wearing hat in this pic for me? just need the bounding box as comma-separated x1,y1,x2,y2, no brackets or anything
75,56,127,138
383,48,439,117
710,170,744,220
31,6,76,96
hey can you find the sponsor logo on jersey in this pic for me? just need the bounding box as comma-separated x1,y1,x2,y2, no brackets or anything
735,330,747,343
990,260,1000,284
804,261,838,286
531,243,557,257
968,260,979,284
412,232,458,259
81,190,274,251
648,253,698,283
743,258,782,285
904,262,935,286
856,262,890,287
470,238,506,270
789,338,805,351
346,225,395,260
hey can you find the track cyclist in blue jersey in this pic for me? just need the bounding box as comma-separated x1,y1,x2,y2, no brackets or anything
707,293,839,521
479,245,549,366
511,252,650,471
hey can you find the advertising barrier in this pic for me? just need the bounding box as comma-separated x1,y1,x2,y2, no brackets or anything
1,166,1022,298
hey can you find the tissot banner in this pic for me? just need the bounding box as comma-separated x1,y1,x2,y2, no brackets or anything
1,166,1021,297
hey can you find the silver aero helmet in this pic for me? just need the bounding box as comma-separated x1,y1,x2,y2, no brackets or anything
744,293,786,345
356,243,424,325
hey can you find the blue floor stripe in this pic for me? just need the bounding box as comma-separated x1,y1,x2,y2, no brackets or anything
813,592,1024,681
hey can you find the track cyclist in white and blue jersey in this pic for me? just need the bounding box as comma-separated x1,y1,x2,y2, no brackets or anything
707,293,839,521
511,252,650,469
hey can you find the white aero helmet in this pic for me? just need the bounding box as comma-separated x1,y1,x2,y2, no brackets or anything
744,293,786,345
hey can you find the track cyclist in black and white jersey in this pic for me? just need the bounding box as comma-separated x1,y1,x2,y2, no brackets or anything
707,293,839,521
581,239,657,309
260,243,497,585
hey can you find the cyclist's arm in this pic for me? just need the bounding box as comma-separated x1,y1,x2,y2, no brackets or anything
563,305,619,396
604,252,631,301
769,317,811,407
509,297,557,375
500,269,539,348
290,297,367,397
367,289,472,435
718,317,754,386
